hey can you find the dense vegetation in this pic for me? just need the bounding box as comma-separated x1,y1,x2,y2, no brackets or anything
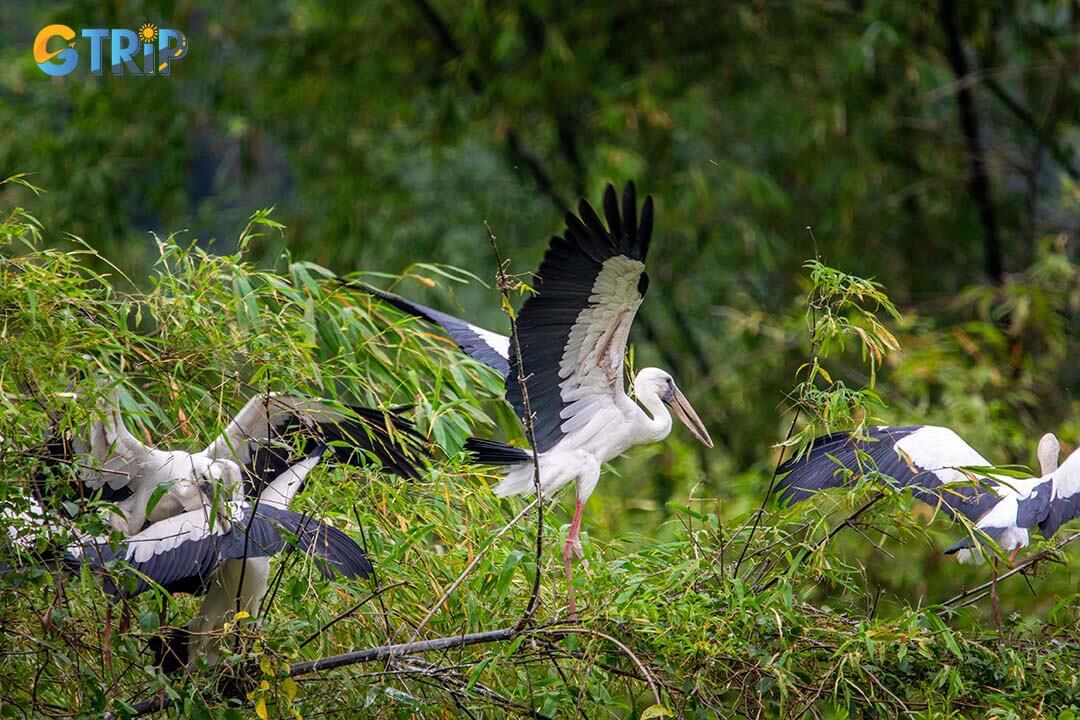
1,0,1079,717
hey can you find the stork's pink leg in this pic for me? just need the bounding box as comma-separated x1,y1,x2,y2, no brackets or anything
563,497,585,618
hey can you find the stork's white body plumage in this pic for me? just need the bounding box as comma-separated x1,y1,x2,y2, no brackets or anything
356,183,714,613
495,369,675,500
47,391,425,538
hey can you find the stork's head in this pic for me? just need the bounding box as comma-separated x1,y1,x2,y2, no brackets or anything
634,368,713,448
197,458,244,503
1037,432,1061,476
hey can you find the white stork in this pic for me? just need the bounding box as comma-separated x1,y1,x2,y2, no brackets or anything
23,391,427,669
776,425,1079,564
353,183,713,612
37,391,426,536
67,445,373,669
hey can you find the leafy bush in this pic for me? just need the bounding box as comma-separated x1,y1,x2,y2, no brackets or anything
2,176,1079,719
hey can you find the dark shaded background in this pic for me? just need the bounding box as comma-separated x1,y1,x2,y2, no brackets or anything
2,1,1079,584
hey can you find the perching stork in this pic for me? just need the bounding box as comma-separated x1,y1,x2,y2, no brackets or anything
354,183,713,612
776,425,1077,563
38,391,425,536
25,391,427,668
68,445,372,669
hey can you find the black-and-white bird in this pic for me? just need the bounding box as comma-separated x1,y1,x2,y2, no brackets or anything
37,391,426,536
352,183,714,612
22,391,427,669
68,445,371,668
776,425,1079,563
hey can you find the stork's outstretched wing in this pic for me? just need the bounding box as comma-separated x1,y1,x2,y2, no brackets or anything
347,281,510,378
34,399,171,505
507,182,653,452
68,500,371,597
776,425,1006,522
203,393,428,495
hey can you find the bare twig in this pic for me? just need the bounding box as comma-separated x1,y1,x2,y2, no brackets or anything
485,222,547,629
407,498,538,642
939,531,1080,610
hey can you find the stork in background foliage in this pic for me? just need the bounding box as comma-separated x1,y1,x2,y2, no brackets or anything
350,183,714,614
775,425,1080,564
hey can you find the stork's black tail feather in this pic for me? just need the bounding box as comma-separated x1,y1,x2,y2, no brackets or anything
464,438,532,465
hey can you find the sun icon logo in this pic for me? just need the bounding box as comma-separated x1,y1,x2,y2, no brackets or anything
138,23,158,44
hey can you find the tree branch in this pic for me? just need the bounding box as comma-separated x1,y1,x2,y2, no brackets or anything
940,0,1004,284
410,0,568,214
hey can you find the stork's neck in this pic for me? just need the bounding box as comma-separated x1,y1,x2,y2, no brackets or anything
260,454,322,510
635,388,673,444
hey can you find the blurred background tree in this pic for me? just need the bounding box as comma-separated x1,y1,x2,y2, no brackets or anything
1,0,1079,616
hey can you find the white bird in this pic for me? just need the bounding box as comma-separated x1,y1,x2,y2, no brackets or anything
67,445,372,669
776,425,1078,564
38,391,426,536
353,183,714,613
25,391,429,669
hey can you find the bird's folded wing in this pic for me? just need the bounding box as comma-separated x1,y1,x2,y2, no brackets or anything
507,183,652,453
776,425,1005,522
68,502,370,597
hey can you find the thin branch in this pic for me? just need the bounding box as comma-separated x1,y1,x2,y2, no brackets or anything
940,0,1004,284
111,628,528,719
485,222,546,630
938,530,1080,609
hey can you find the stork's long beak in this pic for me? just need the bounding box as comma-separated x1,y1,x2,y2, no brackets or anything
668,386,713,448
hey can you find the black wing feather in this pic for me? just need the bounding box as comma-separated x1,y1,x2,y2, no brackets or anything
506,182,652,453
776,426,1002,521
464,437,533,465
70,504,371,598
242,405,428,498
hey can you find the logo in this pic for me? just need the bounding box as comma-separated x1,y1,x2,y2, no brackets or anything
34,23,187,77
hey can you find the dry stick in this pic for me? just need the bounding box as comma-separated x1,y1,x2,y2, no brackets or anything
541,627,662,707
290,629,522,677
484,222,546,631
113,629,527,718
938,531,1080,610
408,498,539,643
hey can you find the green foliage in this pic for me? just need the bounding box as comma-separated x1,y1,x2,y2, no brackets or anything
2,0,1080,714
2,177,1079,719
